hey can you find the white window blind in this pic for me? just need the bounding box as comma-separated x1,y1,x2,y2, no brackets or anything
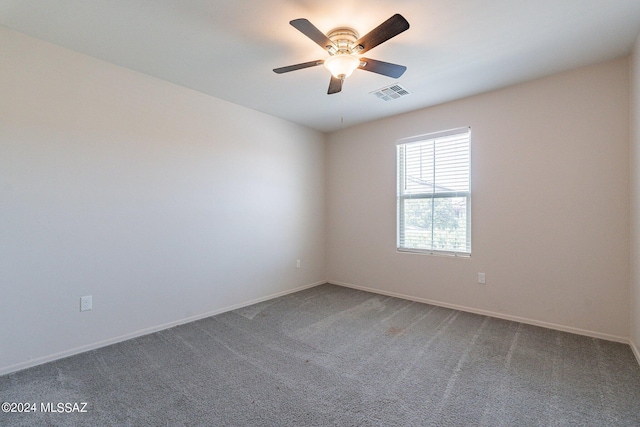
397,128,471,256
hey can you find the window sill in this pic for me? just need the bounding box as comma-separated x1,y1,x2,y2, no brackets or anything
397,248,471,258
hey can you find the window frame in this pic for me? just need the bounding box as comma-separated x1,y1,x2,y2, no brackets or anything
396,127,472,257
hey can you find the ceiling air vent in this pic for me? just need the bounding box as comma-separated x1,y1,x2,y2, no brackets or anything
370,84,410,101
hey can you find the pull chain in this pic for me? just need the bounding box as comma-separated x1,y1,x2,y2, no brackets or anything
340,88,344,126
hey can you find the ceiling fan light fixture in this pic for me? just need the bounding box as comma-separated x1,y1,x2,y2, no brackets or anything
275,15,409,94
324,54,360,79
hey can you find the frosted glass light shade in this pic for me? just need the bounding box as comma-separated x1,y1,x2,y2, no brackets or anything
324,54,359,78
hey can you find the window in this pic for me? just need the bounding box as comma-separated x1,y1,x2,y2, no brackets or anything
397,127,471,256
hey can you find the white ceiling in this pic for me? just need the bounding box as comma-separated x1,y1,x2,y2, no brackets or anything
2,0,640,132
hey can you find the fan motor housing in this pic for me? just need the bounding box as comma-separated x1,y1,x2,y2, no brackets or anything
327,27,360,54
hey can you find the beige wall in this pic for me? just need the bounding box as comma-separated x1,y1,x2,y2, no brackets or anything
0,27,326,374
327,58,630,341
631,33,640,361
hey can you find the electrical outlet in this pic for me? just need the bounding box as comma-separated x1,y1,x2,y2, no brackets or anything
478,273,486,284
296,259,301,269
80,295,92,312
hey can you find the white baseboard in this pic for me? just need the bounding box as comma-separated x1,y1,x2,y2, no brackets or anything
0,280,325,377
329,280,629,344
5,280,634,376
631,340,640,367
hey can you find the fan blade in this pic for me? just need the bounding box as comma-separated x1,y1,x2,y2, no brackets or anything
273,60,324,74
353,14,409,54
290,19,337,51
328,76,343,94
358,57,407,78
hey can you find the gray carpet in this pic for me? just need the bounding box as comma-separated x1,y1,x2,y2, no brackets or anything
2,283,640,426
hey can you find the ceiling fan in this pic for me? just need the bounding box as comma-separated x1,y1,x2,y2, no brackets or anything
273,14,410,94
